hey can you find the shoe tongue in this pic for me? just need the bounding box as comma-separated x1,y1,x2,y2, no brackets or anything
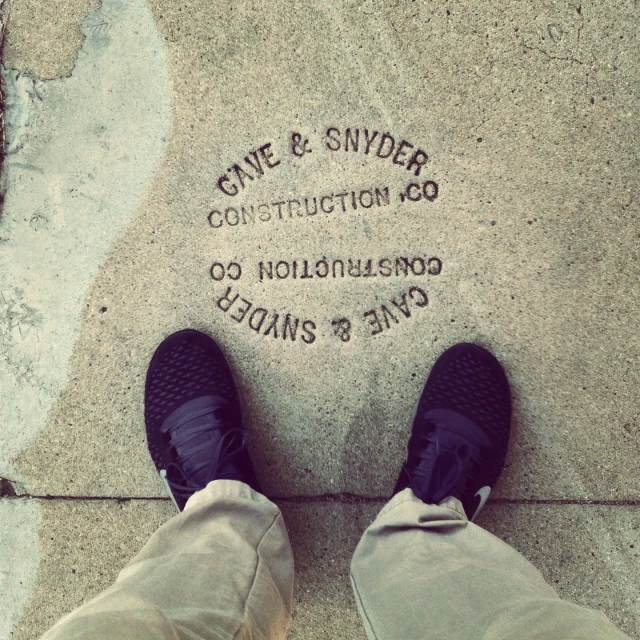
162,395,227,432
161,395,228,485
423,408,492,448
429,451,464,503
412,408,492,504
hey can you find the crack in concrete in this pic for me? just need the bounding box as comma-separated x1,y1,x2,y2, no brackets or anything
520,42,584,66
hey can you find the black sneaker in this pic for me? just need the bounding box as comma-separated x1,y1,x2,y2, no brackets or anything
394,343,511,521
145,329,260,511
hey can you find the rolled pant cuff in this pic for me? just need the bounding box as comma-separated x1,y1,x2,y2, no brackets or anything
377,487,468,521
185,479,272,511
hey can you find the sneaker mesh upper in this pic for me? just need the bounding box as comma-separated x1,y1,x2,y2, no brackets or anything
416,347,511,488
145,331,239,472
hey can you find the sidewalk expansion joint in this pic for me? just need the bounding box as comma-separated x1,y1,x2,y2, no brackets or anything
1,493,640,506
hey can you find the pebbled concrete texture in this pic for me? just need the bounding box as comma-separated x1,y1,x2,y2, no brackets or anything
479,503,640,638
1,0,100,79
1,0,639,637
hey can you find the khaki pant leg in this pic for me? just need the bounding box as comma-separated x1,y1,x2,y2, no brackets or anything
350,488,629,640
40,480,294,640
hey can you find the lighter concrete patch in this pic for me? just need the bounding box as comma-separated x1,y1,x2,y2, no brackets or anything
0,500,41,640
0,0,170,484
0,0,170,635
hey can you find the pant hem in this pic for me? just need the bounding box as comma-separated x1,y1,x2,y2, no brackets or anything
184,479,271,511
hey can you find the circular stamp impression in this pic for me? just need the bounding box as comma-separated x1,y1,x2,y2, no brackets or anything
206,126,442,346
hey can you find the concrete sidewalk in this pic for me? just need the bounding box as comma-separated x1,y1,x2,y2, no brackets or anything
1,0,639,638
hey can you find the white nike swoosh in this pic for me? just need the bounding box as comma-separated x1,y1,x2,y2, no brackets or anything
472,486,491,521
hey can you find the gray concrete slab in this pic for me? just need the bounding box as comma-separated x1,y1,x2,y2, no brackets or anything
2,0,638,501
5,498,175,639
478,503,640,638
1,0,100,79
5,500,640,639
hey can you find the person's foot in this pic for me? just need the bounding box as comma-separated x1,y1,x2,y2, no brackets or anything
394,343,511,521
145,329,260,511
